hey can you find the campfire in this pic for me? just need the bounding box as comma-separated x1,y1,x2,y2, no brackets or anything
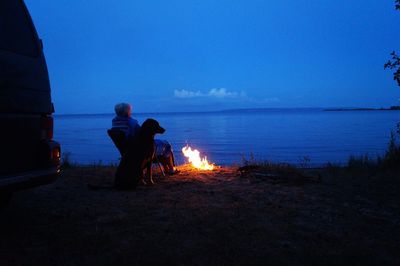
181,145,215,170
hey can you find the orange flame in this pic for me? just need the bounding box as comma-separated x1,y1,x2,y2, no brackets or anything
181,145,215,170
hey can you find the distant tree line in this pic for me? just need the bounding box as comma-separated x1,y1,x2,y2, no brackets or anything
384,0,400,86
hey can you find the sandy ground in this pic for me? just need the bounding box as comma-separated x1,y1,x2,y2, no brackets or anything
0,164,399,265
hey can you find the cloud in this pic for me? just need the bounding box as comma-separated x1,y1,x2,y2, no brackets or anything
174,88,246,99
208,88,246,98
173,89,202,98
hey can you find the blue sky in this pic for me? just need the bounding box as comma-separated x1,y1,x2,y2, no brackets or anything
26,0,400,114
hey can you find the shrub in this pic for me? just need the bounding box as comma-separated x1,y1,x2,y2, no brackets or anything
61,152,74,169
346,123,400,171
347,154,377,172
381,124,400,169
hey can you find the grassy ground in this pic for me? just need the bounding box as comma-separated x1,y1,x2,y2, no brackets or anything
0,164,399,265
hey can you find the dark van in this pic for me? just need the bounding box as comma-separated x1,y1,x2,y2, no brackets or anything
0,0,61,205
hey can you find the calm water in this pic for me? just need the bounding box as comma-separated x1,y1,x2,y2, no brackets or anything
54,109,400,167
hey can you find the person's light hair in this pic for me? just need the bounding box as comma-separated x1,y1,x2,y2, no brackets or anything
114,103,132,117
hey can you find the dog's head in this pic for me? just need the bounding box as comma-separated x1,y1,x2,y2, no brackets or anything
141,118,165,136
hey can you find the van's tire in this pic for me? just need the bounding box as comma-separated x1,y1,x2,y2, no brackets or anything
0,191,12,208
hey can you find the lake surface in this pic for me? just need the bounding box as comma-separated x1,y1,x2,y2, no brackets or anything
54,109,400,167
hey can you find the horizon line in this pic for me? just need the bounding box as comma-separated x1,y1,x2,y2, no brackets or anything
54,106,400,116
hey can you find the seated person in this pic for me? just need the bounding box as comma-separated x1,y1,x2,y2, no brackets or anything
111,102,140,139
155,139,179,175
111,102,179,175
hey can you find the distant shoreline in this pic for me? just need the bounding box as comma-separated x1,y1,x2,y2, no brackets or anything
55,106,400,116
324,106,400,112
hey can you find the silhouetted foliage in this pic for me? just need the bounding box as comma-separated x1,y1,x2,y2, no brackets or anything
385,52,400,86
382,124,400,168
384,1,400,86
61,151,74,169
346,124,400,172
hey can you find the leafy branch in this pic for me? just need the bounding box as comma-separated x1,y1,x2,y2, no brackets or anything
384,1,400,86
384,52,400,86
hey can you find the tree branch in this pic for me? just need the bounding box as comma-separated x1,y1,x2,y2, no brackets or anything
385,1,400,86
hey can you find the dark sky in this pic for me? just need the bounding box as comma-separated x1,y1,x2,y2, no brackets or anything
26,0,400,114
